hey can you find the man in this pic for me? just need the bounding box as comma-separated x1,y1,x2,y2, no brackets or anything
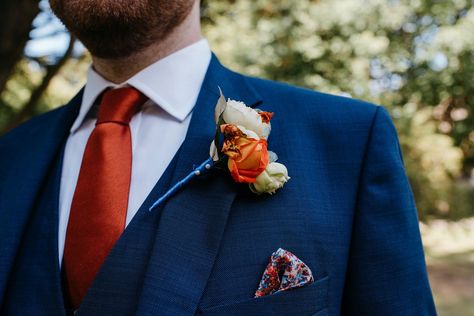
0,0,436,315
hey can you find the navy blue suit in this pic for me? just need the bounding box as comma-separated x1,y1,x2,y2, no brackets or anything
0,54,436,315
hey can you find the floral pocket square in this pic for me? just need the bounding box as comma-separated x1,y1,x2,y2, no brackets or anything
255,248,314,298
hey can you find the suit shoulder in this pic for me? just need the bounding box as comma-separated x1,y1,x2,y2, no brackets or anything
247,75,379,112
245,75,381,128
0,105,68,147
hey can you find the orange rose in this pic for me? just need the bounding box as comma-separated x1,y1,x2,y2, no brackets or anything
220,124,244,139
222,135,269,183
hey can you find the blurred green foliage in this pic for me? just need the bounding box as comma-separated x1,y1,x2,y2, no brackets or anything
202,0,474,219
0,0,473,219
0,54,88,129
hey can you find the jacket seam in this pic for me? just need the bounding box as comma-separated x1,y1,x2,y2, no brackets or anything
340,104,381,308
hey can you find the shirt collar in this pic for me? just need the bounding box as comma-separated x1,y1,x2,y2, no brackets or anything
70,38,212,133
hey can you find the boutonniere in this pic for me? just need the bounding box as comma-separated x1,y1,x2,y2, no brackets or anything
149,89,289,211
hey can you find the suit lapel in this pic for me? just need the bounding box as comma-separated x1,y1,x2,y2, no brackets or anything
136,55,262,316
0,92,82,304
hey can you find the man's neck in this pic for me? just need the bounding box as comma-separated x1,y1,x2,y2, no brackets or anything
91,1,202,84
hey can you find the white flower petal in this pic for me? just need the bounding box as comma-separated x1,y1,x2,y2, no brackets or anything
249,162,290,194
223,99,271,139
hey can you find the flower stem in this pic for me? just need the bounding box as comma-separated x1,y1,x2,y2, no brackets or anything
148,157,214,212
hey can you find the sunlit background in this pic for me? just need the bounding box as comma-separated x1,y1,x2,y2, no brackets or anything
1,1,473,314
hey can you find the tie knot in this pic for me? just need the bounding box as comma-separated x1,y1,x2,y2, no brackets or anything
96,87,147,125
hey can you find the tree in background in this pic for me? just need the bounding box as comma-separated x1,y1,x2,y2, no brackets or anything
202,0,473,218
0,0,473,218
0,0,39,93
0,0,83,133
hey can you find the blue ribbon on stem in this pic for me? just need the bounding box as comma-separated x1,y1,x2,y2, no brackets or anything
148,157,215,212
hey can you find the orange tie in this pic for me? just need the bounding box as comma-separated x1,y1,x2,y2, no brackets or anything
63,87,147,309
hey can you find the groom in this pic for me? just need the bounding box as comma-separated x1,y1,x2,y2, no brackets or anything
0,0,436,315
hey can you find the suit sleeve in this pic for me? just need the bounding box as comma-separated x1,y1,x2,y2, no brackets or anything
341,106,437,315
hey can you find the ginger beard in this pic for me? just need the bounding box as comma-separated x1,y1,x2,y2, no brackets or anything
50,0,195,59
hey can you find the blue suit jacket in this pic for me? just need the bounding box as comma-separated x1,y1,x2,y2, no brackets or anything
0,54,436,315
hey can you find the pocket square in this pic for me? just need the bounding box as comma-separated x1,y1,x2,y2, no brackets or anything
255,248,314,298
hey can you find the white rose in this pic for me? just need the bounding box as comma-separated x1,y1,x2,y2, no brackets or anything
222,99,271,139
250,162,290,195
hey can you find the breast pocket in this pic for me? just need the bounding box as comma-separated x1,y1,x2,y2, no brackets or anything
198,275,329,316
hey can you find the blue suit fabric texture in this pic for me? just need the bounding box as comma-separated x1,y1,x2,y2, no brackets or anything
0,54,436,315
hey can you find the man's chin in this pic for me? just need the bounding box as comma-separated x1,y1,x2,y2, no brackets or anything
49,0,195,59
80,34,156,60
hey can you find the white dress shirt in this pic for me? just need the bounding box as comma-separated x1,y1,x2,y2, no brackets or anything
58,39,212,264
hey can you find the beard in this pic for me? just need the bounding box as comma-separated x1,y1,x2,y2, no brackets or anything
50,0,195,59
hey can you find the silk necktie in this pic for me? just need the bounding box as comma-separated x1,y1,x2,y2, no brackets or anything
63,87,147,309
